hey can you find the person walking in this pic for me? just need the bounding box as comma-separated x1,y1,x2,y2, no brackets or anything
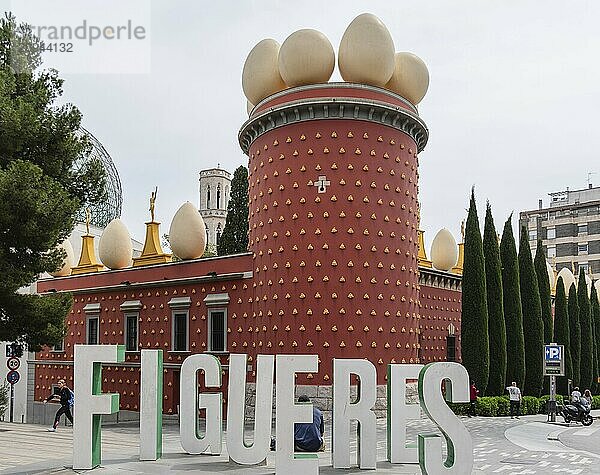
469,382,479,417
506,382,522,419
44,379,74,432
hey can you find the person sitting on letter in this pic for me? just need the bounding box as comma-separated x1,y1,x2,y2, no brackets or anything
294,395,325,452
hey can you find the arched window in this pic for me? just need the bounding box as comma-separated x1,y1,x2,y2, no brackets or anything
206,227,210,245
217,184,221,209
206,185,211,209
216,223,222,244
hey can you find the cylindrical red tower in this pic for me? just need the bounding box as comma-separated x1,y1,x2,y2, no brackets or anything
239,83,428,384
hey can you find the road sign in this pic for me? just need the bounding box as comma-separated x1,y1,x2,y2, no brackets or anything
543,344,565,376
6,357,20,371
6,370,20,385
545,345,562,361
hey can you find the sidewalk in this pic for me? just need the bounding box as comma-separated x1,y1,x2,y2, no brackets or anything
1,412,598,474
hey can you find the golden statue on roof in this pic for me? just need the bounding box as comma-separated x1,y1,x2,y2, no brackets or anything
149,186,158,222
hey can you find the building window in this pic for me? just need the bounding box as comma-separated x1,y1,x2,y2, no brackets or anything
547,227,556,239
125,314,139,351
204,293,230,353
120,300,142,352
216,223,222,245
578,262,589,274
446,336,456,362
173,312,188,351
83,303,101,345
547,245,556,258
87,317,99,345
578,224,588,236
217,184,221,209
52,340,64,352
206,185,211,209
578,243,588,255
529,230,537,241
208,309,226,352
168,297,191,352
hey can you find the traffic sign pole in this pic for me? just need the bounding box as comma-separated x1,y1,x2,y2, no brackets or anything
9,383,13,423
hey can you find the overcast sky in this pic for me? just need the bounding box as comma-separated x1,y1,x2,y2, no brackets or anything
40,0,600,249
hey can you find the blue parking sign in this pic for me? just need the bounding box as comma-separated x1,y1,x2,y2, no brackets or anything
545,345,561,361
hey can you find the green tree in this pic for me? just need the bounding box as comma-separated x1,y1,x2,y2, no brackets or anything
577,268,593,390
0,14,104,350
518,227,544,396
483,203,506,395
461,189,489,394
591,286,600,394
568,282,581,388
218,166,248,256
554,277,572,396
500,216,525,388
534,240,553,343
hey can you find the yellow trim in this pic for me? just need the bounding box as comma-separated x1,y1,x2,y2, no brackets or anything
451,242,464,275
417,230,432,268
132,221,172,267
71,235,104,275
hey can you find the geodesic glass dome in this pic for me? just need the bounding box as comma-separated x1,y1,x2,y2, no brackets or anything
73,127,122,228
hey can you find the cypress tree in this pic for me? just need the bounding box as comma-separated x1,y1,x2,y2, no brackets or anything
461,189,489,394
500,216,525,388
518,227,544,396
218,166,249,256
534,240,553,343
577,267,593,390
483,203,506,395
568,282,581,388
554,277,572,396
591,286,600,394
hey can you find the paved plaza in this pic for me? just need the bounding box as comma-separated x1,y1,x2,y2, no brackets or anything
0,411,599,474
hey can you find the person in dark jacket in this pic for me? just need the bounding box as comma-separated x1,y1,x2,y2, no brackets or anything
44,379,73,431
294,395,324,452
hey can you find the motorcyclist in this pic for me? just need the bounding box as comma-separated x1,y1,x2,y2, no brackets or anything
570,387,585,419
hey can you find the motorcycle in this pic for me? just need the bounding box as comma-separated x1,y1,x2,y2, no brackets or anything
559,403,594,426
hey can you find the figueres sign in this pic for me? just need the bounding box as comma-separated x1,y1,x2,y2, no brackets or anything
72,345,473,474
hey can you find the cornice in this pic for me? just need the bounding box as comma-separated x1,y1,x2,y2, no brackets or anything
239,96,429,154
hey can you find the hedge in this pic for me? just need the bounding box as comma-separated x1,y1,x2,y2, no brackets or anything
447,394,571,417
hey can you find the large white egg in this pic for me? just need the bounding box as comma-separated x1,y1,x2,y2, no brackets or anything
385,52,430,105
557,267,576,294
169,202,207,260
99,218,133,270
50,239,74,277
242,39,286,105
430,228,458,272
545,261,555,291
278,29,335,87
338,13,395,86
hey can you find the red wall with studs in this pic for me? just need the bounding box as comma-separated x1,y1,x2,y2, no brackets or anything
247,118,421,384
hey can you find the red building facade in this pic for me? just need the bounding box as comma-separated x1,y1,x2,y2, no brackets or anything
32,83,461,418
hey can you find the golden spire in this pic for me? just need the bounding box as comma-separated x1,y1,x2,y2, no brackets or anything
417,230,432,268
149,186,158,222
85,207,91,235
452,220,465,275
133,187,172,267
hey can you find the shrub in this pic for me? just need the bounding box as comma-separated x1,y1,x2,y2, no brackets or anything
446,395,567,417
476,397,499,417
495,396,510,416
593,396,600,410
521,396,540,415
